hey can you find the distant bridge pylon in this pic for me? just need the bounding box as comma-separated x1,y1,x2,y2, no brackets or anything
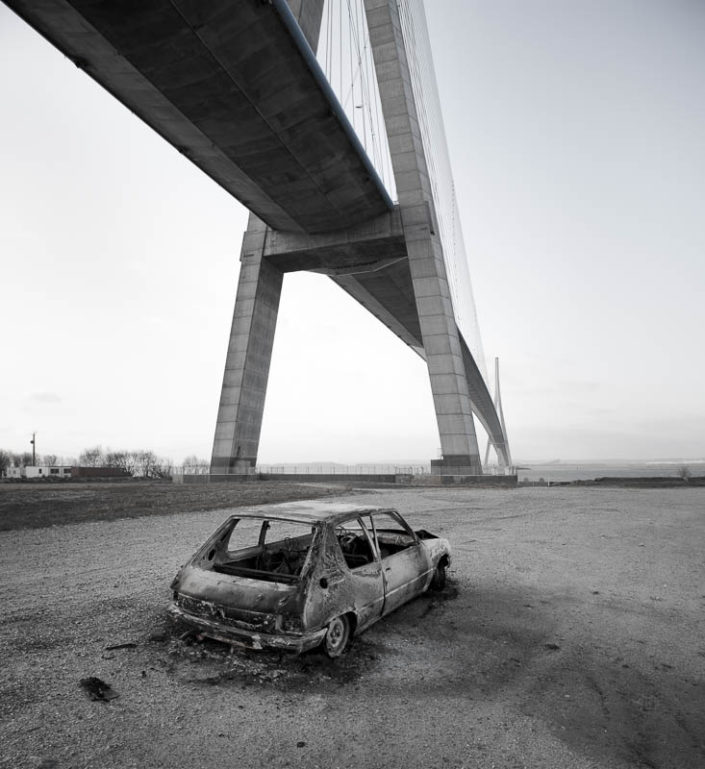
484,358,512,469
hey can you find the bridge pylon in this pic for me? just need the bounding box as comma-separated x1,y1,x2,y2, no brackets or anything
483,358,513,471
211,0,511,476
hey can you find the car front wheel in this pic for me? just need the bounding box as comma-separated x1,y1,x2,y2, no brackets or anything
430,562,447,591
323,614,351,658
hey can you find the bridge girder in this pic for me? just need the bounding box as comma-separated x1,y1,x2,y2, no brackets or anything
5,0,392,233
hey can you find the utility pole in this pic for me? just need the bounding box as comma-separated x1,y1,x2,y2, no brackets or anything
30,432,36,466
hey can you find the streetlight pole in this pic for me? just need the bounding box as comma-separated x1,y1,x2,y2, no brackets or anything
30,432,36,466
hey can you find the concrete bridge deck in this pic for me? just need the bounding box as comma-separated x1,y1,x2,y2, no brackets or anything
6,0,392,233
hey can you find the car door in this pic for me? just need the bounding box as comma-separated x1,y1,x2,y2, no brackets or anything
370,511,432,615
331,516,384,630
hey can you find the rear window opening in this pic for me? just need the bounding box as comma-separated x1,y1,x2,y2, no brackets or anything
207,518,317,583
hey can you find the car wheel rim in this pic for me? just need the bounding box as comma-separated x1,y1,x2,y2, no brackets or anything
326,616,348,655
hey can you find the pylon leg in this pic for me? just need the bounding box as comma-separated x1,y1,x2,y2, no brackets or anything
210,216,283,474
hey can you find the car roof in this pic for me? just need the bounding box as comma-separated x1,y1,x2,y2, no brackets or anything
223,501,397,525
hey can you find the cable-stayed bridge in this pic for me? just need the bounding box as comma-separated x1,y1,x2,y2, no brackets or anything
5,0,511,475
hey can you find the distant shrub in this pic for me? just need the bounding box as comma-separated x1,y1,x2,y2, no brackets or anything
677,465,692,481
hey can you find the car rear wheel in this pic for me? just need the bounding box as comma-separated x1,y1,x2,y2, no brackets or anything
430,562,447,591
323,614,351,658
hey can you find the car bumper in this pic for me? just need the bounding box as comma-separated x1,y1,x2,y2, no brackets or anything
167,603,326,654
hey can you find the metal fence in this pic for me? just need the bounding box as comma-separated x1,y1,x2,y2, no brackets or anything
257,464,430,476
174,463,431,476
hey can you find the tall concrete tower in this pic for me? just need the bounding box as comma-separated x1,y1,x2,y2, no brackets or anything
210,0,511,475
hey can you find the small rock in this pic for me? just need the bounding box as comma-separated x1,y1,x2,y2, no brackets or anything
79,676,118,702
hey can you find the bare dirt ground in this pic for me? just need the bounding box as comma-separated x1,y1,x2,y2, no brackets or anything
1,485,703,769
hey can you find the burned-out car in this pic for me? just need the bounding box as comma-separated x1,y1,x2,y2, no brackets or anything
168,502,451,657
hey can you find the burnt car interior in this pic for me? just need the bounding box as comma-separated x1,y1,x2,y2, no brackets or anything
371,512,417,558
335,520,375,568
205,518,316,583
335,513,417,568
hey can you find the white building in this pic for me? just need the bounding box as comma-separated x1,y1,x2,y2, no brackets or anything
4,466,72,479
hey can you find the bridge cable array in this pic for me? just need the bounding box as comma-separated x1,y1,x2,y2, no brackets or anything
317,0,490,391
397,0,489,386
317,0,396,201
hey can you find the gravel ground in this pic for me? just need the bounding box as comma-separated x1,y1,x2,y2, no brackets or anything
1,486,703,769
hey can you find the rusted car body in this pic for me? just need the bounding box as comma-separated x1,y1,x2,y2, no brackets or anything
168,502,451,656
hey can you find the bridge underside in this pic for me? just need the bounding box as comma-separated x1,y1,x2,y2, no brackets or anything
6,0,390,233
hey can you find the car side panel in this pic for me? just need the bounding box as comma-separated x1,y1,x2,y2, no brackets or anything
305,523,384,634
381,543,433,615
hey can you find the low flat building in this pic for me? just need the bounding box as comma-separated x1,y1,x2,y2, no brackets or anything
3,466,72,479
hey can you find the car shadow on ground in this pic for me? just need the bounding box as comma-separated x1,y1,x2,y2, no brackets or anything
139,576,705,769
146,580,462,691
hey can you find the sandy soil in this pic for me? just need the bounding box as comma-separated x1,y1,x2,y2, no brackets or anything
1,486,703,769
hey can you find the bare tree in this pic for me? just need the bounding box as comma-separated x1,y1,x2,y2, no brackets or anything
69,445,173,478
182,455,209,474
133,450,158,478
79,446,105,467
151,457,173,480
0,450,11,475
105,450,136,476
43,454,58,466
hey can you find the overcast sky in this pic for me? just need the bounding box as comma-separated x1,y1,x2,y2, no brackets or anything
1,1,704,465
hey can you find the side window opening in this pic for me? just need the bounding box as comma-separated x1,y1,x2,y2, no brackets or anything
371,512,416,559
335,517,375,569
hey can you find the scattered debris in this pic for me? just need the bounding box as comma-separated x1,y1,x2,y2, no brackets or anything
104,641,137,651
79,676,119,702
297,741,307,748
544,643,561,651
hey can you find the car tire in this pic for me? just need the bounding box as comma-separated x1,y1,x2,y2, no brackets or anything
430,562,447,591
323,614,351,658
